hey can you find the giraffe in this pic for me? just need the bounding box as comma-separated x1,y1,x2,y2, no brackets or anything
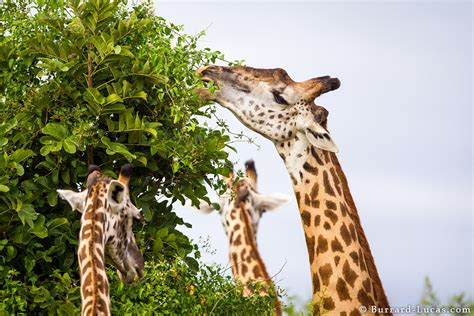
193,160,289,315
57,164,144,316
197,66,391,315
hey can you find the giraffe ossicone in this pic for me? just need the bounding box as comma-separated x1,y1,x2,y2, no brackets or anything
58,164,144,316
191,160,289,315
197,66,391,314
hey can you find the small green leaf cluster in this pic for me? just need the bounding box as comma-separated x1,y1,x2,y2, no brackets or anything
420,277,474,316
0,0,266,313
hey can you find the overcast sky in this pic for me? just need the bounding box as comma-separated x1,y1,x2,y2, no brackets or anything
155,1,472,308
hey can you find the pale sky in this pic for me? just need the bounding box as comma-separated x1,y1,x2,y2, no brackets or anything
155,1,472,309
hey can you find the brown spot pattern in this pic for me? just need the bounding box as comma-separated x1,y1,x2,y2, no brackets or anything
301,211,311,226
322,297,335,311
331,237,344,253
310,182,319,199
330,167,342,196
316,236,328,255
336,277,351,301
323,170,336,197
349,223,357,241
340,223,352,246
303,162,318,175
362,278,372,293
325,200,337,210
340,202,349,217
357,289,375,308
324,209,338,225
343,260,358,288
312,273,320,292
318,263,333,286
314,215,321,226
349,251,359,266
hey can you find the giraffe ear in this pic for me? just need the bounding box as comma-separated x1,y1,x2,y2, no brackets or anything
305,121,339,153
57,189,87,213
107,180,127,212
253,192,290,211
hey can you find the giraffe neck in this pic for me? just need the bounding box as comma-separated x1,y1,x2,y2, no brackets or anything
278,139,390,314
78,186,110,316
225,203,282,315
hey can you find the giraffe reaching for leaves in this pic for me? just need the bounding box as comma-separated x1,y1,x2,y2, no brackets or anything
58,164,144,316
197,66,391,315
192,160,289,315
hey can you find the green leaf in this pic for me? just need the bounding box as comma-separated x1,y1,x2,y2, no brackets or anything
102,103,126,114
136,156,147,166
132,91,147,101
17,203,37,228
157,227,168,238
61,169,70,184
63,137,77,154
125,108,134,129
0,138,8,147
42,123,69,140
40,145,52,156
152,238,163,253
47,190,58,206
46,218,69,231
84,87,105,106
0,184,9,192
100,136,136,159
29,215,48,238
9,149,35,163
172,160,180,173
104,93,124,105
16,164,24,176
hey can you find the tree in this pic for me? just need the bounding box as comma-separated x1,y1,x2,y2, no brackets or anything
0,0,277,313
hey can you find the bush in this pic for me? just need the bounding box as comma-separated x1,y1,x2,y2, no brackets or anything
0,0,275,314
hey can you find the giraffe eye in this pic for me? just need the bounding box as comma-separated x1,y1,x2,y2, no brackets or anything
272,91,289,105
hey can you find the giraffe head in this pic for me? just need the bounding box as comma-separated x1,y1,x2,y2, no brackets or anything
57,164,145,284
195,160,289,235
197,66,340,153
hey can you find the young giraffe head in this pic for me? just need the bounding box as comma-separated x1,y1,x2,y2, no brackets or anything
195,159,289,239
197,66,340,155
58,164,144,315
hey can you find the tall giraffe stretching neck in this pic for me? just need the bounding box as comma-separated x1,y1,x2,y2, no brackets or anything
192,160,288,315
58,165,144,315
197,66,390,314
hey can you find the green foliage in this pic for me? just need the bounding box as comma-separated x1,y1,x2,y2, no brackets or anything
420,277,474,316
0,259,278,315
284,294,313,316
0,0,270,313
110,260,276,315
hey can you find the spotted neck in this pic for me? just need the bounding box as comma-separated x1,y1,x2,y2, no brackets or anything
224,202,282,315
277,137,390,314
78,181,110,316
